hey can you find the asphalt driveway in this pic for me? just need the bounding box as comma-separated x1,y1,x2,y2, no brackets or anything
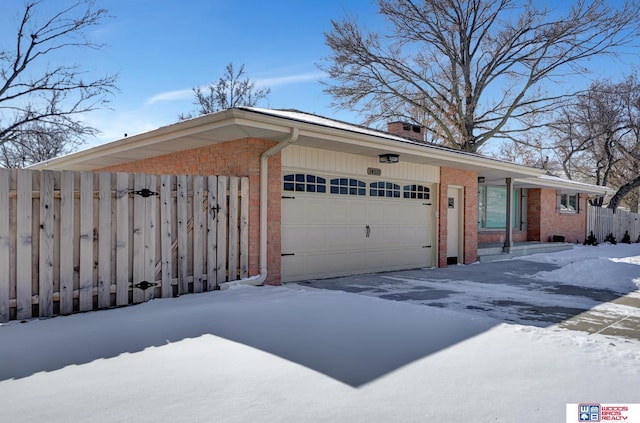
297,259,640,340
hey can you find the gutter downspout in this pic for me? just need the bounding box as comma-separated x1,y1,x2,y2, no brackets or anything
220,127,299,290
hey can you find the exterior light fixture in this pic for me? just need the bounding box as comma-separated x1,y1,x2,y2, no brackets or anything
379,154,400,164
478,177,486,183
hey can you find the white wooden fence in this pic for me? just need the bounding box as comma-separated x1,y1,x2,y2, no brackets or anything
0,169,249,322
587,205,640,243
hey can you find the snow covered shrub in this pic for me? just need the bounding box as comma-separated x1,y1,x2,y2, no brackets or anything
621,230,631,244
604,233,617,244
583,231,598,246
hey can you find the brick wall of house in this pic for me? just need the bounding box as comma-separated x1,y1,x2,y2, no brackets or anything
96,138,282,285
527,188,587,244
477,230,528,244
439,167,478,267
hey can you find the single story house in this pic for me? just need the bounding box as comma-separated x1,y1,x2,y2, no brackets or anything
32,107,610,284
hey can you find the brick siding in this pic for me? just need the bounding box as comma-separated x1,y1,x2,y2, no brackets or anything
527,188,587,244
477,230,528,244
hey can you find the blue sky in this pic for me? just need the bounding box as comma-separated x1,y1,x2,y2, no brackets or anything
2,0,638,149
2,0,380,146
90,0,380,144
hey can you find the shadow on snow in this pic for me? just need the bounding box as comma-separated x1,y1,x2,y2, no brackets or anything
0,258,636,387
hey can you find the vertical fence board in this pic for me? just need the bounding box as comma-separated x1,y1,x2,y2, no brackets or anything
16,170,33,320
217,176,228,283
38,170,55,317
192,176,205,293
144,175,157,302
228,177,239,281
177,175,188,294
240,177,249,279
0,170,10,322
98,173,112,309
160,175,173,298
207,176,218,290
115,173,130,306
79,172,94,312
59,171,75,315
132,173,145,304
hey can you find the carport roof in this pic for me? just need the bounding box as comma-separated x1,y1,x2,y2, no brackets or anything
28,107,608,194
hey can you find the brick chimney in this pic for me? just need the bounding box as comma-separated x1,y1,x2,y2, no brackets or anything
387,121,425,142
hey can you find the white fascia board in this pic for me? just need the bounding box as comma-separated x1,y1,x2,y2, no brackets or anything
514,176,614,195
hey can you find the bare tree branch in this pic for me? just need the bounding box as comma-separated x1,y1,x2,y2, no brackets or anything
552,74,640,209
321,0,640,152
179,63,270,119
0,0,117,167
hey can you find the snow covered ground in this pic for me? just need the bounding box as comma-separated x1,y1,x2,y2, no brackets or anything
1,244,639,422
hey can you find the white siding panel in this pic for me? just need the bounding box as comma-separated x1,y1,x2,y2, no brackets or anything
282,145,440,183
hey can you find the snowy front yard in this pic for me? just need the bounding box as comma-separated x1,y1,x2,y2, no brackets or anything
1,245,639,422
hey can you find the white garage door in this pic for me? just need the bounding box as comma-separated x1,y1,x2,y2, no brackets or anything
281,173,433,282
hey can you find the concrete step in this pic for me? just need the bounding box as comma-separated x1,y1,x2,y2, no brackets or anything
477,242,574,262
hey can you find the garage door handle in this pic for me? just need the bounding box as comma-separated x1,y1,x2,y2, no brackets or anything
365,225,370,238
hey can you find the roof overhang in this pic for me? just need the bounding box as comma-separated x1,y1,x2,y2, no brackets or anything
514,175,613,196
30,107,542,180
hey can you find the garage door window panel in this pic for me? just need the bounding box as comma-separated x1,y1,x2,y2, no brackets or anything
283,173,326,193
370,182,400,198
403,184,430,199
330,178,366,195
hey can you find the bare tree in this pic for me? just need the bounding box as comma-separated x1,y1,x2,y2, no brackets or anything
0,122,82,168
552,75,640,209
180,63,270,120
321,0,640,152
0,0,117,167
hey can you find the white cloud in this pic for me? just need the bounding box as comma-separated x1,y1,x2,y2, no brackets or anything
145,88,193,105
256,72,324,88
144,71,324,106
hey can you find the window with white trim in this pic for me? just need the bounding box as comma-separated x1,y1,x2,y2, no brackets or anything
559,192,579,213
